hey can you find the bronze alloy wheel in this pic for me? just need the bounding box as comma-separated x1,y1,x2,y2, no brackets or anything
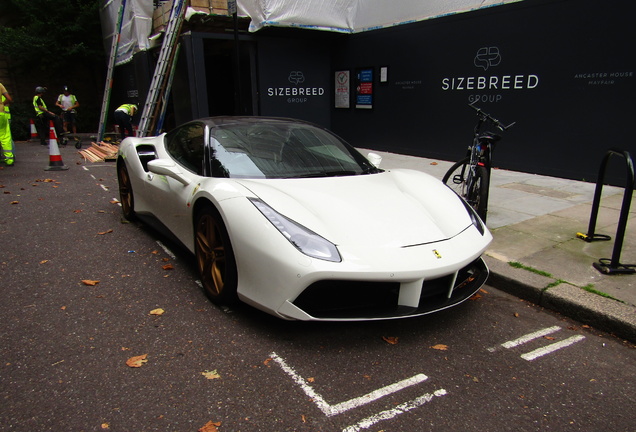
117,162,136,221
195,206,237,304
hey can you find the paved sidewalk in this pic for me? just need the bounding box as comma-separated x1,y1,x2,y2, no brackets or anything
361,149,636,343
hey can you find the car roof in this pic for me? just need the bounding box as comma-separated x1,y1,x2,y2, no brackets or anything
192,116,317,129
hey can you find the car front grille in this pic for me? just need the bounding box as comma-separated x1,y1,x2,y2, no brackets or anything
292,257,488,319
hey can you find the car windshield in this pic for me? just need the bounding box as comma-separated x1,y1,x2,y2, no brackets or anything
208,121,379,179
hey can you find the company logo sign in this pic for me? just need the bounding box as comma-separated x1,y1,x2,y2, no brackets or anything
267,70,325,104
288,71,305,85
474,47,501,71
442,46,540,103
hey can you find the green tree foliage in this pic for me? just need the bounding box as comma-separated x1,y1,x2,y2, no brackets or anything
0,0,104,76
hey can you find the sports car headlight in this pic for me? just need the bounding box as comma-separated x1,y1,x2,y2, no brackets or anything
461,198,486,236
249,198,342,262
446,189,486,236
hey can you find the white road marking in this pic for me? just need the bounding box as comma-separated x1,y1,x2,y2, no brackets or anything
489,326,586,361
342,389,448,432
520,335,586,361
156,240,176,260
100,184,109,191
270,352,430,417
501,325,562,349
488,325,561,352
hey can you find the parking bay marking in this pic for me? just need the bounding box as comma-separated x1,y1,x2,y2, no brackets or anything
488,326,586,361
342,389,448,432
270,351,447,427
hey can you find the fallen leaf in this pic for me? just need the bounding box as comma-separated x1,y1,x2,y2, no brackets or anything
469,293,482,300
307,377,315,383
479,288,489,294
149,308,165,316
430,161,438,165
126,354,148,368
101,423,110,429
301,414,307,423
10,201,19,205
544,336,556,340
514,313,520,318
74,209,83,213
430,344,449,351
40,260,49,264
198,421,221,432
98,229,113,235
202,370,221,380
162,264,174,270
110,199,120,204
264,358,272,366
81,280,100,286
382,336,399,345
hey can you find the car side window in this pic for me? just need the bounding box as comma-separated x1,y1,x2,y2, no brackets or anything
165,123,205,175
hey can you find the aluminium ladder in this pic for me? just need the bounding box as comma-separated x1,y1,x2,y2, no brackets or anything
96,0,127,142
137,0,186,137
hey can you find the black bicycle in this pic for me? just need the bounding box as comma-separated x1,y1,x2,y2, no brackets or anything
442,103,515,222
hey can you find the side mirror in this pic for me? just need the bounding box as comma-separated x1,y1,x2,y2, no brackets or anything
147,159,191,186
367,152,382,168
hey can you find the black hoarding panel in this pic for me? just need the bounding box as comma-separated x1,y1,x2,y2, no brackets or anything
331,0,635,185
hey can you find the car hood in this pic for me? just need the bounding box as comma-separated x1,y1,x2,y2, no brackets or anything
237,169,474,249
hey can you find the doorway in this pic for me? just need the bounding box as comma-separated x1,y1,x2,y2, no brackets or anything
204,39,257,116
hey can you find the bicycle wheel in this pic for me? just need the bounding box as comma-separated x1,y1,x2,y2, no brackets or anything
442,157,490,221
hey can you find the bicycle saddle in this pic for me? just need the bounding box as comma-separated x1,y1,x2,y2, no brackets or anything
479,132,501,142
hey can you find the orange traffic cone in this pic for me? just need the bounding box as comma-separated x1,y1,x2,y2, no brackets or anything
45,121,68,171
29,118,38,140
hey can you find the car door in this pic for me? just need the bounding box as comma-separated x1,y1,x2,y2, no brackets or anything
146,122,207,241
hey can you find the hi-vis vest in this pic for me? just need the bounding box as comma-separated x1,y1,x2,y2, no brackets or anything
2,95,9,117
58,94,78,111
116,104,136,116
33,95,47,116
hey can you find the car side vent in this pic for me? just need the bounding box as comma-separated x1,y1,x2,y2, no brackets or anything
136,145,157,172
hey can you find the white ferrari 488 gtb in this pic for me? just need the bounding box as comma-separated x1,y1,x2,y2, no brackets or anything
117,117,492,321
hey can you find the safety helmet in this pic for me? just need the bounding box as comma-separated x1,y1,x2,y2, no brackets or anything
35,86,47,94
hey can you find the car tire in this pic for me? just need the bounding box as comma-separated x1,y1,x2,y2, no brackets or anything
117,161,136,221
194,205,238,305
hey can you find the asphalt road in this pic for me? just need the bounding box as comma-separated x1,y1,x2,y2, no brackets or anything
1,142,635,432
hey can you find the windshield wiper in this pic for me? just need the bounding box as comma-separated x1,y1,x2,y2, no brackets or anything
288,170,359,178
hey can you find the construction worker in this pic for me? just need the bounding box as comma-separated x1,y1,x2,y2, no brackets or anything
33,86,65,146
113,103,137,140
56,86,80,134
0,82,14,166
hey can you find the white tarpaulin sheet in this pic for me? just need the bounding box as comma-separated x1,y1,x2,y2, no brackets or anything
101,0,153,65
237,0,523,33
101,0,521,65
